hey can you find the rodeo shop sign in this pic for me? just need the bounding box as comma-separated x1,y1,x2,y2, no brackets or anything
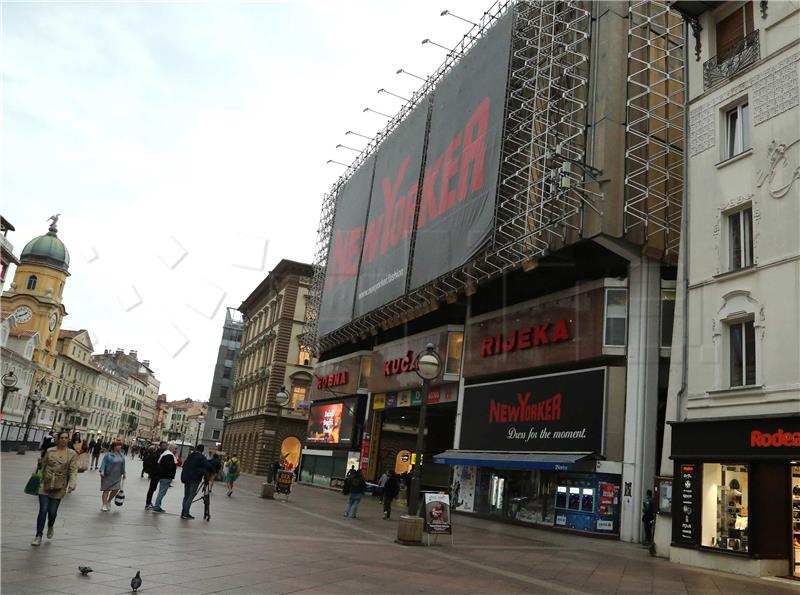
460,367,606,452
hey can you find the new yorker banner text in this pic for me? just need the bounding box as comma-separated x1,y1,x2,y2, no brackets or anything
460,368,606,452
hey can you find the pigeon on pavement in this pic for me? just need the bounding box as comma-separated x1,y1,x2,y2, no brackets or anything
78,565,93,576
131,570,142,593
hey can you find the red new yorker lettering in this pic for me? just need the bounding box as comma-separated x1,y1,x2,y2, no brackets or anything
416,96,491,230
380,157,409,254
488,392,562,423
328,228,363,289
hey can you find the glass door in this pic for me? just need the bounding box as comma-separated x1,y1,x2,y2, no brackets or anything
792,465,800,578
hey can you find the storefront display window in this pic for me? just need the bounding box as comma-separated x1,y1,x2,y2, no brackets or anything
604,288,627,347
701,463,749,553
446,332,464,375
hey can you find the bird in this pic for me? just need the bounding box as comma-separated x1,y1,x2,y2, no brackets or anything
131,570,142,593
78,565,93,576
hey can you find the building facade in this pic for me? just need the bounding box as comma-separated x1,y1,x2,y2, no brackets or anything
1,215,20,286
201,307,244,449
661,0,800,577
49,329,99,437
223,259,314,476
304,1,686,545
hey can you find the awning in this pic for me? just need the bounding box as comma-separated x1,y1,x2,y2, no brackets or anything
432,450,598,471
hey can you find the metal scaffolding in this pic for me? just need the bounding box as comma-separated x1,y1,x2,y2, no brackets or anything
303,1,604,354
624,0,685,257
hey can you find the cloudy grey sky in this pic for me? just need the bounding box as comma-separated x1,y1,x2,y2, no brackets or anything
2,0,492,401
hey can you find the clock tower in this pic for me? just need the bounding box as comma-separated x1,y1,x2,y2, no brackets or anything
2,215,69,371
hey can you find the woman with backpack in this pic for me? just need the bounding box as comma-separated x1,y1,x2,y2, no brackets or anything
225,454,240,497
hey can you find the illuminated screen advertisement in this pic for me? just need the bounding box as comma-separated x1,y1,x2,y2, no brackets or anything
306,398,358,446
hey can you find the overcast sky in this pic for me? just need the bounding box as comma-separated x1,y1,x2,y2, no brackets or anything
2,0,492,401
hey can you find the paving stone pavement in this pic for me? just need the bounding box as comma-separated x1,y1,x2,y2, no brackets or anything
2,453,799,594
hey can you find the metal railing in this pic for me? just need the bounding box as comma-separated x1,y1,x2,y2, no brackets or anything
703,30,760,90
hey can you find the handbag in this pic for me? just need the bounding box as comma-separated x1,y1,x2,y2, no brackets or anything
77,452,90,473
24,466,42,496
115,481,126,507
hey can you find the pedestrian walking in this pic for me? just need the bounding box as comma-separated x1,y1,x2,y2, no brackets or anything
99,440,126,512
151,444,178,513
144,442,166,509
90,439,103,470
382,470,400,520
180,444,213,519
141,445,156,478
224,454,240,497
642,489,656,545
208,451,222,493
69,431,83,454
271,460,281,483
376,469,389,500
40,431,54,456
343,468,366,519
31,431,77,546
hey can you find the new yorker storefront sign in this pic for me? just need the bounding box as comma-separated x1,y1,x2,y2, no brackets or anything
460,368,606,453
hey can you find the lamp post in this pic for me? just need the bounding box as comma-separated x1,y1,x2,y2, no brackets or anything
268,386,291,483
18,383,46,455
194,415,205,447
2,370,19,414
409,343,442,516
220,404,232,451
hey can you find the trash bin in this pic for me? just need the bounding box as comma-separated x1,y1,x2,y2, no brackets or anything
396,515,423,545
261,482,275,499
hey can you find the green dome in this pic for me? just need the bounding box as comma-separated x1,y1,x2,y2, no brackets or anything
20,221,70,272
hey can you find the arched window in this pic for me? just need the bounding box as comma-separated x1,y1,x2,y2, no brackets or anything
26,275,37,290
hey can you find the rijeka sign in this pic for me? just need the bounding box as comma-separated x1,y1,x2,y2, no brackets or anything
750,429,800,447
315,372,349,390
480,319,571,357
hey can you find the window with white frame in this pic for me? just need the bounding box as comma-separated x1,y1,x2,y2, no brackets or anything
604,288,628,347
728,207,753,271
728,318,756,387
724,102,750,159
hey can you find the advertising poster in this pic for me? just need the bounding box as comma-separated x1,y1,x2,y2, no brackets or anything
410,11,514,290
424,493,452,534
306,398,357,445
451,465,476,512
460,368,606,453
275,470,294,495
354,100,430,317
318,157,377,336
598,482,616,516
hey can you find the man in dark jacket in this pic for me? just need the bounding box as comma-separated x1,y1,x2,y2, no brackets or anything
343,469,367,519
382,471,401,520
90,439,103,470
180,444,213,519
151,444,178,513
144,442,167,509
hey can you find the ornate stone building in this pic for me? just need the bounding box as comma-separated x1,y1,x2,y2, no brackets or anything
223,259,314,476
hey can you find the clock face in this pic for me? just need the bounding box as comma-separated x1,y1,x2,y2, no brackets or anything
14,306,33,324
49,313,58,331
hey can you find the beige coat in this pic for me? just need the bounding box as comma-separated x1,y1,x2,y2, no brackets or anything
39,447,78,499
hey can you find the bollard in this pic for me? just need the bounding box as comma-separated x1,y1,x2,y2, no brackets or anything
396,515,423,545
261,482,275,499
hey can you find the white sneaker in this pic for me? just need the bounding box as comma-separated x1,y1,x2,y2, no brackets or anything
31,536,42,546
101,504,109,512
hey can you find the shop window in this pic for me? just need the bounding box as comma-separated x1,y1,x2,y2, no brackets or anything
728,319,756,387
358,355,371,391
445,332,464,375
27,275,37,290
604,288,628,347
660,289,676,348
728,207,753,271
724,102,750,160
701,463,749,552
289,385,307,410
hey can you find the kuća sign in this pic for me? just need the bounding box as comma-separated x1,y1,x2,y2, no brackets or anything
460,368,606,453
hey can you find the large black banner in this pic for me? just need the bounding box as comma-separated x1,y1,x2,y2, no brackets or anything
353,99,430,317
409,10,513,289
460,368,606,453
318,157,376,336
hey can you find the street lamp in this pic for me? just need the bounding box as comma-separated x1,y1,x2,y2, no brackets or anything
1,370,19,414
268,386,291,483
220,404,232,451
18,383,46,455
409,343,442,516
194,415,205,447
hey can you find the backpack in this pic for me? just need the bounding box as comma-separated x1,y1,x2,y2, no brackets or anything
229,461,238,475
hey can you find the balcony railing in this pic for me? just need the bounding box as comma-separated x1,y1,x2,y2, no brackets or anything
703,30,760,90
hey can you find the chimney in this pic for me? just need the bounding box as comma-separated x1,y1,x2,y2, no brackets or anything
142,360,150,367
115,349,124,356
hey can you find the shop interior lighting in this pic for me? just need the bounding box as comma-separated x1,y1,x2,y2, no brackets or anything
377,88,410,102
